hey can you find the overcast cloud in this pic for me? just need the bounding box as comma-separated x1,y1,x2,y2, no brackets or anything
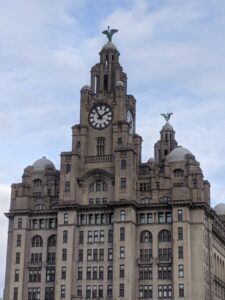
1,0,225,295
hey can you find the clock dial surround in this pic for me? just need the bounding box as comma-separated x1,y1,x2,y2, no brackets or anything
88,103,114,130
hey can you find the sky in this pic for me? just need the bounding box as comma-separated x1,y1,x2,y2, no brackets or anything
1,0,225,295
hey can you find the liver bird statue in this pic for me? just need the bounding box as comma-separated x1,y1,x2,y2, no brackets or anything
102,26,118,42
161,112,173,122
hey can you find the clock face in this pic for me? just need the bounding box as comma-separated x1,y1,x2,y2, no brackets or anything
89,104,113,130
127,109,134,134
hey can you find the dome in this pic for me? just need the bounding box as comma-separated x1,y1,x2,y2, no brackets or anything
161,122,174,131
166,146,192,162
102,42,117,50
115,80,124,87
33,157,55,171
214,203,225,215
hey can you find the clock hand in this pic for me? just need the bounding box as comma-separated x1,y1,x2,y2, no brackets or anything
95,108,103,119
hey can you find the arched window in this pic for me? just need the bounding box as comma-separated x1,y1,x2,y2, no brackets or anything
158,230,172,243
120,210,126,221
31,235,43,247
89,180,107,192
174,169,184,177
140,231,152,243
65,164,71,174
48,235,57,247
33,179,42,187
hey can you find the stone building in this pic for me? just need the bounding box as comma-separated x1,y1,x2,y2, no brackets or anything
3,33,225,300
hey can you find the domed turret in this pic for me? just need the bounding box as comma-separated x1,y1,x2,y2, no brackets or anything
33,156,55,171
166,146,193,162
214,203,225,216
102,42,117,51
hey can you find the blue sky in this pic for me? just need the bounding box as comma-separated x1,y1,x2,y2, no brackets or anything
1,0,225,295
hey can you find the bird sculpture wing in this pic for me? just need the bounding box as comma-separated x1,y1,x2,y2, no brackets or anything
102,30,109,35
111,29,118,34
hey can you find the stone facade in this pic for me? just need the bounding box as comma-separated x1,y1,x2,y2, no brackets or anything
3,39,225,300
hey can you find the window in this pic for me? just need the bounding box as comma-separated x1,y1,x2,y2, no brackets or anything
178,246,183,259
18,218,22,229
107,285,112,296
140,249,152,262
108,229,113,242
61,285,66,298
47,252,55,263
158,285,172,298
93,267,97,279
17,234,21,247
96,137,105,156
178,227,183,240
121,159,126,169
193,178,197,188
65,164,71,174
159,196,170,203
78,249,83,261
120,210,126,221
140,213,145,224
64,213,68,224
33,179,42,187
120,246,125,259
178,210,183,221
77,286,82,297
179,264,184,277
31,253,42,263
179,284,184,297
117,137,122,145
61,266,66,280
78,267,83,280
16,252,20,264
174,169,184,177
87,249,92,261
86,267,91,280
62,249,67,261
14,269,19,282
93,249,98,261
158,266,172,279
108,266,113,279
77,141,81,153
158,248,172,261
99,266,104,279
140,231,152,243
158,230,172,242
31,235,43,247
47,189,51,196
92,285,97,298
46,268,55,282
29,268,41,282
48,235,56,247
63,230,68,243
139,285,153,298
86,285,91,298
28,288,40,300
99,248,104,261
119,283,124,297
140,182,150,192
158,212,165,223
90,180,107,192
108,248,113,260
139,266,152,280
13,287,18,300
79,231,84,244
65,181,70,192
166,212,172,223
121,178,126,189
99,285,103,298
120,227,125,241
147,213,153,223
120,264,125,278
45,287,54,300
100,230,104,243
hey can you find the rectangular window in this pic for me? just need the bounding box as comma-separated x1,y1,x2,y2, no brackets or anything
78,249,83,261
179,284,184,297
86,285,91,298
47,188,51,196
108,266,113,279
14,269,19,282
93,249,98,261
158,266,172,279
16,252,20,264
139,285,153,298
166,212,172,223
45,287,54,300
179,264,184,277
147,213,153,224
93,267,97,279
99,266,104,279
178,246,183,259
28,288,40,300
77,286,82,297
78,267,83,280
62,249,67,261
63,230,68,243
108,248,113,261
99,248,104,261
64,213,68,224
107,285,112,296
139,266,152,280
86,267,91,280
178,227,183,240
93,230,98,243
13,287,18,300
158,212,165,223
140,249,152,262
64,181,70,192
108,229,113,242
120,227,125,241
100,230,104,243
46,268,55,282
29,268,41,282
158,285,172,298
61,285,66,298
87,249,92,261
158,248,172,262
120,246,125,259
140,213,145,224
99,285,103,298
61,266,66,280
18,218,22,229
119,283,124,297
79,231,84,244
193,179,197,188
88,231,92,243
121,178,126,189
178,209,183,221
120,264,125,278
16,234,21,247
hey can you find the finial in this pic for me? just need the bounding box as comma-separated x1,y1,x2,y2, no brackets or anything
161,112,173,122
102,26,118,42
